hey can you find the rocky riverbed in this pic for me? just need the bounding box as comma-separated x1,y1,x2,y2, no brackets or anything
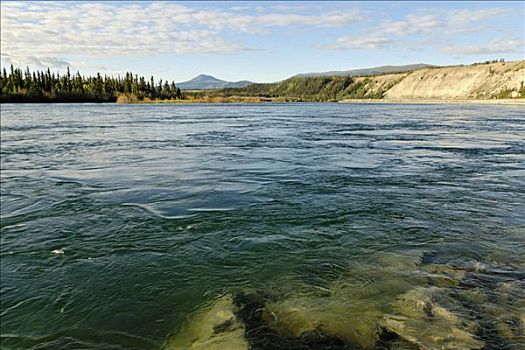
163,250,524,350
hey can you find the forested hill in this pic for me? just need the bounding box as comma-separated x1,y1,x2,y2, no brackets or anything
215,60,525,101
221,75,385,101
2,60,524,103
295,63,434,77
0,66,182,103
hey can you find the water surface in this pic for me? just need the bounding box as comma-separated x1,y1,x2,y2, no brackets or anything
1,103,524,349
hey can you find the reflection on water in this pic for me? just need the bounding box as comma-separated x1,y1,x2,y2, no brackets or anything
1,103,524,349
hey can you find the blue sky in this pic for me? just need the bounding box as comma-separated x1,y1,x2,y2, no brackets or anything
1,1,524,83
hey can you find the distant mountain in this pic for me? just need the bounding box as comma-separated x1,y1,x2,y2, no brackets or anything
177,74,254,90
295,64,435,77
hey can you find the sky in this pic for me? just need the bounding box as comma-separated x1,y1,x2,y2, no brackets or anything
1,1,524,83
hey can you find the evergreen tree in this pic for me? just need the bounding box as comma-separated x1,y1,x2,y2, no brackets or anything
0,66,185,103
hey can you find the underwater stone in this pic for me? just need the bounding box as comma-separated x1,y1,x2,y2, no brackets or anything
373,251,423,270
496,280,525,308
495,314,524,346
455,287,487,306
420,251,443,265
486,249,525,271
233,291,353,350
162,295,248,350
382,287,484,350
419,264,466,287
261,297,318,337
262,292,385,350
492,281,525,349
374,328,419,350
266,262,426,349
387,339,420,350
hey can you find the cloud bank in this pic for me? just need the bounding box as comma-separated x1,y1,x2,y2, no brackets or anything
0,1,361,60
324,7,518,52
0,1,522,73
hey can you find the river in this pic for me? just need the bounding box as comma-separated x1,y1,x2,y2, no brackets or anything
1,103,524,349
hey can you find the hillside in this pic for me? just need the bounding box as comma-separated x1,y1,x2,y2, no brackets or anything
212,61,524,102
383,61,525,100
296,64,434,77
3,61,522,104
177,74,253,90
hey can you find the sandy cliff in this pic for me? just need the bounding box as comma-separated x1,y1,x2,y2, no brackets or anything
382,61,525,100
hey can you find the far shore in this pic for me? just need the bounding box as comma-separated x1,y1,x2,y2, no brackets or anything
132,98,525,105
339,98,525,105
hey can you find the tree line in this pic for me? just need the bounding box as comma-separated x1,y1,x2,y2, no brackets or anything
213,75,386,101
0,66,398,103
0,65,182,103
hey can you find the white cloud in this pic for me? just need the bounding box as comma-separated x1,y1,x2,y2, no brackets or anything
1,1,519,68
323,7,517,53
323,36,393,50
0,1,361,62
448,8,509,23
382,14,441,35
256,11,360,29
229,6,251,12
445,8,511,34
440,39,525,56
380,8,511,36
1,54,71,69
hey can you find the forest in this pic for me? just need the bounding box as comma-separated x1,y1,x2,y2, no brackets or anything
0,65,182,103
222,76,383,101
1,65,387,103
183,75,388,102
2,60,521,103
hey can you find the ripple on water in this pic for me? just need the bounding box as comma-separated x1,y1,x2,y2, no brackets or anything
1,103,524,349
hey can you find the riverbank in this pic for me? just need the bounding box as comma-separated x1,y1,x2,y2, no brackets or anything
137,96,276,104
133,98,525,105
339,98,525,105
132,95,304,104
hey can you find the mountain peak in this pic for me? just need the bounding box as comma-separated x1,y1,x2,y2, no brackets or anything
194,74,220,80
177,75,254,90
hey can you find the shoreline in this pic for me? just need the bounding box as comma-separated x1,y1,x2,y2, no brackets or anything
338,98,525,105
136,97,525,105
2,98,524,105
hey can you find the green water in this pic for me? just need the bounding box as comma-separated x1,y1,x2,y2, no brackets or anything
1,103,524,349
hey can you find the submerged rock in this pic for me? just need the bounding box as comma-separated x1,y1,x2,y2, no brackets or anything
263,296,382,349
454,287,487,306
255,254,441,350
163,294,248,350
233,291,353,350
493,281,525,349
374,328,419,350
373,251,423,270
162,255,520,350
381,287,484,350
262,296,318,337
260,270,417,350
418,264,466,288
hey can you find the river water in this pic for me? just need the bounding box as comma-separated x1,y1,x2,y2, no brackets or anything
1,103,524,349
